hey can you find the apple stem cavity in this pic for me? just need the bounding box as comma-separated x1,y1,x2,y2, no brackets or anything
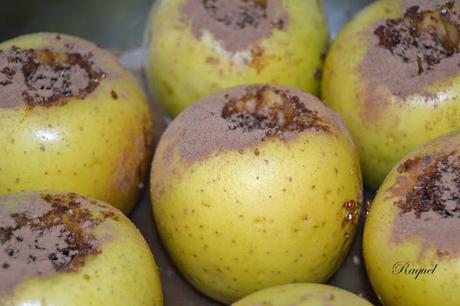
221,85,330,138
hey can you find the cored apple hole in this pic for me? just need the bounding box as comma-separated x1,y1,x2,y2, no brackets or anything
1,47,105,106
395,152,460,219
374,1,460,74
221,85,330,137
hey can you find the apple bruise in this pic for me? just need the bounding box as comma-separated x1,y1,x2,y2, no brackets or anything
0,193,118,295
111,123,153,212
375,2,460,74
221,85,330,139
0,42,105,108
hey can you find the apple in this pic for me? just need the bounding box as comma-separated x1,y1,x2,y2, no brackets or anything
145,0,328,117
151,84,362,303
0,191,163,305
322,0,460,188
0,33,153,213
364,131,460,306
232,283,373,306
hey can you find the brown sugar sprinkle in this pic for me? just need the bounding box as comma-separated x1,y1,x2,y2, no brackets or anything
202,0,268,30
221,85,330,138
398,156,422,173
374,2,460,74
1,46,105,107
0,193,116,273
395,152,460,219
1,66,16,78
342,200,360,227
0,58,15,86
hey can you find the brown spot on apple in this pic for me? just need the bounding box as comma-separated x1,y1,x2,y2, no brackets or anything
111,120,152,213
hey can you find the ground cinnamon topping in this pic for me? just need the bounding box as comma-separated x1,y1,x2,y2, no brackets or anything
222,85,330,137
0,34,108,108
158,84,339,163
374,2,459,74
359,1,460,117
395,152,460,219
0,192,117,295
390,141,460,255
181,0,287,52
203,0,268,30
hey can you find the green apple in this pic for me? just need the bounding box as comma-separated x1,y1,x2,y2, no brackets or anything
0,33,153,213
322,0,460,188
151,84,362,303
145,0,328,117
0,191,163,305
232,283,373,306
364,131,460,306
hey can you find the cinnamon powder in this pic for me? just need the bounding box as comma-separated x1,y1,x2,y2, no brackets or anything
181,0,288,52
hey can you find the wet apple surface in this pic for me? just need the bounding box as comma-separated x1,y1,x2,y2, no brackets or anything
0,191,163,306
364,132,460,306
0,33,154,213
151,84,362,303
322,0,460,189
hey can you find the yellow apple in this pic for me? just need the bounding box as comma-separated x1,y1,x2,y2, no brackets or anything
145,0,328,117
151,84,362,303
0,191,163,305
322,0,460,188
232,283,373,306
0,33,153,213
364,131,460,306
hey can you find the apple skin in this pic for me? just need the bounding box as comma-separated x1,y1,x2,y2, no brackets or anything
363,132,460,306
151,84,362,303
322,0,460,189
232,283,373,306
0,191,163,306
145,0,328,117
0,33,153,214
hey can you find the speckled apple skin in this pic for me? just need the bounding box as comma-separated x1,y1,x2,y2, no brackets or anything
145,0,328,117
0,33,153,214
151,120,362,303
322,0,460,189
364,132,460,306
232,283,373,306
0,191,163,306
